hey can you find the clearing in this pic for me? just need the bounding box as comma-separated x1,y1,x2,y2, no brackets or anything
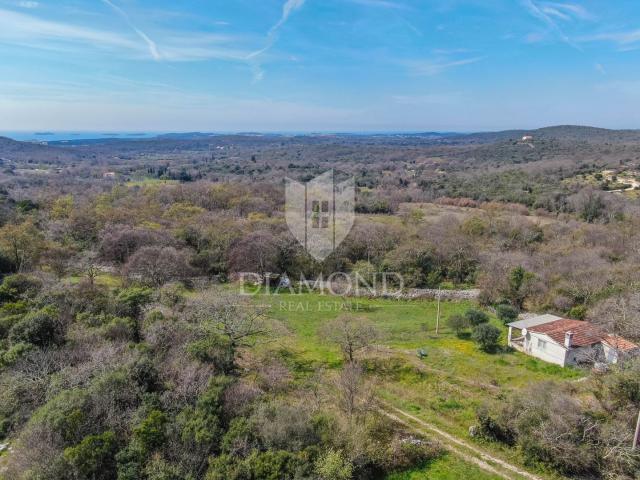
260,292,578,479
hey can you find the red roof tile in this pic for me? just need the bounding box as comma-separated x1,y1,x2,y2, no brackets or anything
603,335,639,352
528,319,605,347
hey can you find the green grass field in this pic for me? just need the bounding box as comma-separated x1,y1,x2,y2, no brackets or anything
125,178,179,187
387,454,502,480
257,291,578,479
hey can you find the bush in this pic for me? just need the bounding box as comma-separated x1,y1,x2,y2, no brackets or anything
206,450,311,480
177,376,230,452
568,304,587,320
64,431,118,480
133,410,168,453
446,314,468,336
144,455,183,480
115,287,153,319
30,389,89,444
1,342,33,366
187,334,234,371
8,306,61,346
475,408,516,445
472,324,501,353
465,308,489,326
0,313,23,339
314,449,353,480
496,304,519,325
0,274,42,302
102,316,136,341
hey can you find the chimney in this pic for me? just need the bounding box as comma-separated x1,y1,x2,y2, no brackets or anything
564,331,574,349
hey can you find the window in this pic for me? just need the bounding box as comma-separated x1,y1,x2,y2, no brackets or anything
537,338,547,350
310,198,330,229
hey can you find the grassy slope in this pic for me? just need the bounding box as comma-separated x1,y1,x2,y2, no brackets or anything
261,292,580,479
387,454,502,480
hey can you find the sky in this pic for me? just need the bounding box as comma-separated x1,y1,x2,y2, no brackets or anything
1,0,640,132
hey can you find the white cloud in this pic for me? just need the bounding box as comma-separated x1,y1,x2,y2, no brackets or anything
246,0,306,81
17,1,39,8
0,8,140,51
100,0,160,60
545,2,593,20
270,0,305,36
595,63,606,75
580,30,640,50
347,0,406,9
0,8,253,62
521,0,587,48
406,56,484,76
541,6,570,21
247,0,306,59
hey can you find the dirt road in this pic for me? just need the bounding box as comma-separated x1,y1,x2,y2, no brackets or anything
380,404,547,480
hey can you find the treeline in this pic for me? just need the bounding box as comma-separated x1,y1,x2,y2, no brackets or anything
0,179,639,323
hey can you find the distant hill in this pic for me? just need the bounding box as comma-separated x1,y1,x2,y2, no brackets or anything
0,136,82,162
2,126,640,164
452,125,640,144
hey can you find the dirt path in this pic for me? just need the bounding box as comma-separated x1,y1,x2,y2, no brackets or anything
380,404,547,480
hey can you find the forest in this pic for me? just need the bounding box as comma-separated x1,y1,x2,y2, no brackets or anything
0,126,640,479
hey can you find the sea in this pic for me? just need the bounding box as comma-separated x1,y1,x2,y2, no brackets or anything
0,131,161,143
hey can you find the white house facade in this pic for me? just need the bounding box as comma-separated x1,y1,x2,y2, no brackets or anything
507,315,639,367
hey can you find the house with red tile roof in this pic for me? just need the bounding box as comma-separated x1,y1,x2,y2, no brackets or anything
507,315,639,367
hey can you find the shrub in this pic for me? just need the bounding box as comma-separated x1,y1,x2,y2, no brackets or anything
496,304,519,325
465,308,489,326
314,449,353,480
144,454,183,480
30,389,89,444
115,287,153,319
64,431,118,480
1,342,33,366
9,306,60,346
133,410,168,452
0,313,23,339
446,314,468,336
221,417,259,456
475,408,516,445
187,334,233,371
568,305,587,320
178,376,230,452
472,324,501,353
0,274,42,302
102,316,136,341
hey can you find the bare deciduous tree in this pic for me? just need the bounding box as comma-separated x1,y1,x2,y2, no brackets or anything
185,290,269,373
320,314,379,363
589,291,640,341
124,246,193,286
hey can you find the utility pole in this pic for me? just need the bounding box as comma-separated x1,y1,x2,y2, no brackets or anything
435,286,441,336
633,410,640,450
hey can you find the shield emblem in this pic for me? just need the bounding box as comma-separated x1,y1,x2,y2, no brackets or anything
285,170,355,261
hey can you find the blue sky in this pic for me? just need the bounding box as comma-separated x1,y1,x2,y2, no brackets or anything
1,0,640,132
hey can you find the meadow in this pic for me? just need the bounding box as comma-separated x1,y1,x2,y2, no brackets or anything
259,291,581,479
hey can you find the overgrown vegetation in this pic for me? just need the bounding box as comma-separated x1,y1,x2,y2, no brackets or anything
1,127,640,479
